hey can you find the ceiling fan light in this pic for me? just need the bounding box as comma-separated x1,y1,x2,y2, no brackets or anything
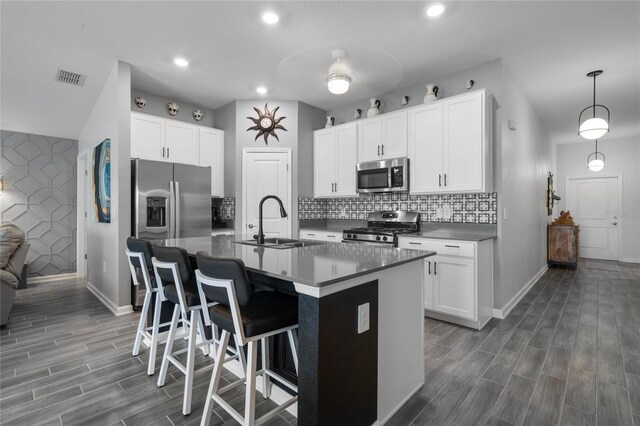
327,74,350,95
579,117,609,140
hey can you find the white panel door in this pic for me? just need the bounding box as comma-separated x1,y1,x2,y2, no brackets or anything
444,92,483,192
243,150,291,238
566,176,621,260
433,255,475,320
408,103,444,193
165,121,199,165
381,110,408,159
358,117,383,162
130,113,165,161
199,128,225,197
313,128,337,197
334,123,358,196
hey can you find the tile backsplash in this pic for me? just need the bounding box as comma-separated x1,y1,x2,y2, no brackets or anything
213,197,236,220
299,192,497,224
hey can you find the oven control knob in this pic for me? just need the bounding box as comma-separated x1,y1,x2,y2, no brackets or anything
383,236,388,241
347,234,352,239
353,235,357,239
376,236,381,241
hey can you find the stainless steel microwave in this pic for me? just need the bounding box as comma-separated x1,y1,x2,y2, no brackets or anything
356,157,409,193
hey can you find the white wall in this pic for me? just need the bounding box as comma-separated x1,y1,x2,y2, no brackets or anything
495,64,552,309
78,61,132,312
556,136,640,263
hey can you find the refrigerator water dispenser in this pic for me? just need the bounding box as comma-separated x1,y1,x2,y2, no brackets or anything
146,197,166,227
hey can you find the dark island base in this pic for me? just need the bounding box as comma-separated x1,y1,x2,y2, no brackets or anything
298,280,379,426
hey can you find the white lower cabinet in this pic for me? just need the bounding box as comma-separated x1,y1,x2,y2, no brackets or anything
299,229,342,242
398,237,493,330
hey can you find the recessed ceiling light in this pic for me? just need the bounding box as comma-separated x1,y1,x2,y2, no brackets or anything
174,58,189,67
256,86,268,95
426,4,445,17
262,12,279,25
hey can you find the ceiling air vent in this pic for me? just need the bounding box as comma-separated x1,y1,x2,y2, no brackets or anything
56,69,86,86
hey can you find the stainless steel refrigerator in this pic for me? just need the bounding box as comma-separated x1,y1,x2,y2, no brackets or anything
131,159,212,240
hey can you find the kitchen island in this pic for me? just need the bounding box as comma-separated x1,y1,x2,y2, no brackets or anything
156,235,434,425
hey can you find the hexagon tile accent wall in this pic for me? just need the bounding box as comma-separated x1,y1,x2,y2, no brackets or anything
1,130,78,277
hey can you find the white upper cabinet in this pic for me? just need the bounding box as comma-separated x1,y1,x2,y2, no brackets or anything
131,112,165,161
357,110,407,162
408,89,492,194
131,112,225,195
198,127,225,197
313,122,358,198
165,120,199,165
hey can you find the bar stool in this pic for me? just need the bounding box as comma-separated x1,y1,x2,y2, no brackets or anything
195,252,299,426
152,245,213,416
125,237,172,375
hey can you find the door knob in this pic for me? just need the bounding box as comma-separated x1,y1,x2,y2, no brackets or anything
248,224,254,229
612,222,618,226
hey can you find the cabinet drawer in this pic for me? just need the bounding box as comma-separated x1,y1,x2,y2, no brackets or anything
399,237,475,258
300,230,342,242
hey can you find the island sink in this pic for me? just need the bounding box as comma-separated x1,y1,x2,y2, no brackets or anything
234,238,325,249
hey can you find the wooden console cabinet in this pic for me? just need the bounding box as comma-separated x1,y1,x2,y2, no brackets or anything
548,224,579,269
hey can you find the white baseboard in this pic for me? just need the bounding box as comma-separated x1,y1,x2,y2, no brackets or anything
377,381,423,425
493,265,548,319
621,257,640,264
86,281,133,316
28,272,78,284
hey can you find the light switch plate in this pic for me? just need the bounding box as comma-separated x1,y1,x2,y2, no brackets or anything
357,303,370,334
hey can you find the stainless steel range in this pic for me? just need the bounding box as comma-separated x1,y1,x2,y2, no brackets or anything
342,211,420,246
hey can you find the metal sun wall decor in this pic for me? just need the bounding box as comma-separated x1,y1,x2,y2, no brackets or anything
92,139,111,223
247,103,287,145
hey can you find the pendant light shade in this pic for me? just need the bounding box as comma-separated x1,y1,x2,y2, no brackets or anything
587,139,605,172
327,49,352,95
578,70,610,140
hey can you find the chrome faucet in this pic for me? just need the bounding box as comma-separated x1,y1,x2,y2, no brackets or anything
255,195,287,244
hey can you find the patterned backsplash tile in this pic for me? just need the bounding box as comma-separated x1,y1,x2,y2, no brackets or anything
213,197,235,220
299,192,497,224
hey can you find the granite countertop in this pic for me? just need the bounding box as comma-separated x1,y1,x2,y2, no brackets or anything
155,235,433,287
407,223,497,241
300,223,497,242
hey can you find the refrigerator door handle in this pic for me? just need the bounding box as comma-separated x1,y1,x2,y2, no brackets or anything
169,180,176,238
174,181,181,238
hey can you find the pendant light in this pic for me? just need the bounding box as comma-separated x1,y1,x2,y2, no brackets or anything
578,70,610,140
587,139,605,172
327,49,352,95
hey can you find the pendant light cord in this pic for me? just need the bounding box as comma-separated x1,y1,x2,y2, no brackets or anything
592,73,597,118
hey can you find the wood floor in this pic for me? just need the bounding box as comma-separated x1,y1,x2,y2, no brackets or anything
387,260,640,426
1,260,639,425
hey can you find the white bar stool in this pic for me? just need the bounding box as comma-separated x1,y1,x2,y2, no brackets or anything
195,252,299,426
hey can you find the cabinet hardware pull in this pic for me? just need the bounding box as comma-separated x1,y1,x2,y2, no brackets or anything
378,145,380,156
327,235,336,238
444,245,460,248
163,147,165,157
439,174,442,187
381,144,385,155
409,242,422,245
307,233,315,236
335,182,338,192
428,261,431,275
167,148,170,158
434,262,437,275
444,174,447,186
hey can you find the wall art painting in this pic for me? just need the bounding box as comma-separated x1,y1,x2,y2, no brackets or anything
93,139,111,223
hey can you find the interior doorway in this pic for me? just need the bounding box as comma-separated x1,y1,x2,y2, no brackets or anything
76,150,89,278
565,175,621,261
242,148,292,239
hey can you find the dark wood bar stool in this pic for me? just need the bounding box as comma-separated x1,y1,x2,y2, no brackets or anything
152,245,213,416
125,237,172,376
195,252,299,426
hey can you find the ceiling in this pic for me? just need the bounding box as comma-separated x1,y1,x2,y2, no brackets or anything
1,1,638,144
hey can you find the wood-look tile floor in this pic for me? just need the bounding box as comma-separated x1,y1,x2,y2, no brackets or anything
1,260,639,425
388,260,640,426
0,279,294,426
